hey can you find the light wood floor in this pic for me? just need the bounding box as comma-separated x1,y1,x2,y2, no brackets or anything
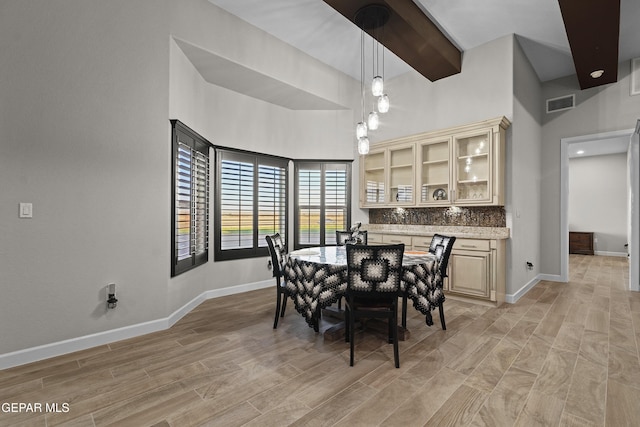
1,255,638,426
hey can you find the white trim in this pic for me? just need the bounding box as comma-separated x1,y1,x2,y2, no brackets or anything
594,251,628,258
505,273,565,303
0,280,272,370
631,58,640,96
505,275,540,303
561,129,635,285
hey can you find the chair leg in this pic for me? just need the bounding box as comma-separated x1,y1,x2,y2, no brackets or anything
350,310,355,366
273,287,282,329
392,313,399,368
337,296,342,310
313,305,320,332
439,301,446,330
344,306,350,342
401,294,408,329
280,291,287,317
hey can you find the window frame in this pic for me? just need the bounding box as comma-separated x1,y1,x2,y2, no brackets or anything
214,147,289,261
294,160,352,249
171,120,213,277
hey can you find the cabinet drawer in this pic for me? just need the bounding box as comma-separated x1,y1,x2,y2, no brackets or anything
412,236,435,249
454,238,490,251
367,233,383,244
382,234,413,246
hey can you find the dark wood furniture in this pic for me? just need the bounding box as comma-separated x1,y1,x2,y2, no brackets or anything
569,232,594,255
345,244,405,368
265,233,290,329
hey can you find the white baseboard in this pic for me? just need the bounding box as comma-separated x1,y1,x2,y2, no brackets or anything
505,275,540,303
504,273,566,303
594,251,628,258
0,280,272,370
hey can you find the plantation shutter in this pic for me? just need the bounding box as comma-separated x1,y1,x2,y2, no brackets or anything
219,152,254,251
258,161,287,247
295,162,351,248
297,165,322,246
171,120,211,277
324,164,348,245
215,149,288,260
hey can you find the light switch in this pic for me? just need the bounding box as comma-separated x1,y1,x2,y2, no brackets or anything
19,203,33,218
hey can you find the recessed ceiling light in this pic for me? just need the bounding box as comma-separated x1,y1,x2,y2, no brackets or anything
577,150,585,155
590,69,605,78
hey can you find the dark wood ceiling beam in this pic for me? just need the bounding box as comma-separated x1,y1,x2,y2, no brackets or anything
558,0,620,89
323,0,462,81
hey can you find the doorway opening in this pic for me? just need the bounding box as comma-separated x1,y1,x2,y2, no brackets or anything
560,127,637,289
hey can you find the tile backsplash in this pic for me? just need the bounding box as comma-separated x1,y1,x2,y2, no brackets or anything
368,206,506,227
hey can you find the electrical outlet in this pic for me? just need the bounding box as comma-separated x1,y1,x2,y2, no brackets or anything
107,283,118,309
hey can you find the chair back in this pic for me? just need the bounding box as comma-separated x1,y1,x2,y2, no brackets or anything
430,234,456,278
336,230,368,245
265,233,287,278
346,244,404,298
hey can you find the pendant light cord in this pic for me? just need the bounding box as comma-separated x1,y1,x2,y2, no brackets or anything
361,28,365,123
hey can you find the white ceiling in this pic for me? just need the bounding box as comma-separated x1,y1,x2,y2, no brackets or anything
207,0,640,83
568,135,630,158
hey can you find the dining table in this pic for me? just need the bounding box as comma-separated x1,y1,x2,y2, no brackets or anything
282,245,443,335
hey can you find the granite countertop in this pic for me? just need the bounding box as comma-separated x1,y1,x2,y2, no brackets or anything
362,224,510,239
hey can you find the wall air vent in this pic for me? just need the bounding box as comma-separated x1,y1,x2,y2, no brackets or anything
546,94,575,113
631,57,640,96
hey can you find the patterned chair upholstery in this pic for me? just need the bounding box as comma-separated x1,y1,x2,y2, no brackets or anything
265,233,289,329
402,234,456,330
345,244,404,368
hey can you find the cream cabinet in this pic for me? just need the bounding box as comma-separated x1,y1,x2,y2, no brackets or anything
417,137,452,204
360,116,510,208
449,238,505,304
366,232,506,305
361,143,415,207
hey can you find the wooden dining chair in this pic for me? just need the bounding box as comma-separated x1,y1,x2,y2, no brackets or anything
345,244,404,368
265,233,290,329
401,234,456,330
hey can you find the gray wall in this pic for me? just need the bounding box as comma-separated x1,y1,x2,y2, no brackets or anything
540,61,640,274
509,37,543,296
569,153,628,255
1,0,171,355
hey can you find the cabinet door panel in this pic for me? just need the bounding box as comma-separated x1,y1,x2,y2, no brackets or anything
449,251,490,298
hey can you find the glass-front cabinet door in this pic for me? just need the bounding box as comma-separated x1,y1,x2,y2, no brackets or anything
453,130,492,204
388,144,415,205
417,137,451,205
361,148,386,207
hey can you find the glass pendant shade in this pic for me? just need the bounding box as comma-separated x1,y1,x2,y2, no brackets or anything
377,94,390,113
358,136,370,155
367,111,379,130
371,76,384,97
356,122,368,139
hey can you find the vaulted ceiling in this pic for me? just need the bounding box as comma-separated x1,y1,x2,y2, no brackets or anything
208,0,640,89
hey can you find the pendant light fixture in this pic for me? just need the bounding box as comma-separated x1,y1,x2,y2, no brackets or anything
357,27,369,154
354,4,390,155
